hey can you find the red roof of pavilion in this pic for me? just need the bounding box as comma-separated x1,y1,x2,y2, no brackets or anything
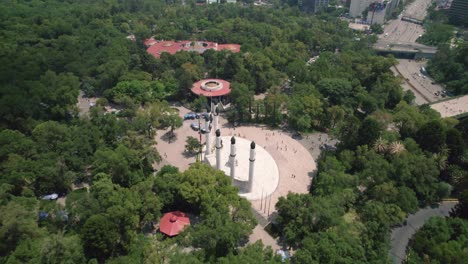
217,44,241,53
159,211,190,237
191,79,231,97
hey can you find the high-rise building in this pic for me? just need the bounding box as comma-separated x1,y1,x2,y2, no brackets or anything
366,0,399,24
449,0,468,26
302,0,330,13
350,0,372,17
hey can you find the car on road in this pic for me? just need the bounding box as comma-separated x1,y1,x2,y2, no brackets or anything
184,113,196,120
190,123,199,131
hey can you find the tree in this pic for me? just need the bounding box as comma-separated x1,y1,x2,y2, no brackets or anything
294,228,367,263
373,137,388,154
185,136,201,155
160,108,183,141
356,117,383,147
37,71,80,120
360,201,405,227
416,120,446,153
217,241,283,263
230,83,254,123
388,141,405,155
131,180,162,228
370,24,383,34
288,91,323,131
38,233,86,264
446,128,465,163
276,193,345,248
451,190,468,219
192,96,207,112
93,144,150,187
82,214,120,262
407,217,468,264
0,198,43,256
175,163,256,258
316,78,353,106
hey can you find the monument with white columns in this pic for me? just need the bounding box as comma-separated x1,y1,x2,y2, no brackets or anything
248,141,255,193
204,114,212,156
204,132,279,201
215,129,221,170
213,104,219,133
229,136,236,184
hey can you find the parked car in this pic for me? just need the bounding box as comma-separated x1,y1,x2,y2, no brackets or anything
184,113,196,120
200,112,209,119
42,193,59,200
190,123,199,131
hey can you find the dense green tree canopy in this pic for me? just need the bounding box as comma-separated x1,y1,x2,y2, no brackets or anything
0,0,466,263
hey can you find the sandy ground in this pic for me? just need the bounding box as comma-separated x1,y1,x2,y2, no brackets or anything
154,105,337,250
430,95,468,118
248,225,282,251
77,91,97,116
56,183,90,207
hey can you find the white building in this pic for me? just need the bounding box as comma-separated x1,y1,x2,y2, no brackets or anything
350,0,372,17
302,0,330,13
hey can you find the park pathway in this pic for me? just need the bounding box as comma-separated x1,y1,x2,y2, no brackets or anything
389,201,458,263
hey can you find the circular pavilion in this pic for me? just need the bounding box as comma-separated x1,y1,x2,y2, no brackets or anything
191,79,231,98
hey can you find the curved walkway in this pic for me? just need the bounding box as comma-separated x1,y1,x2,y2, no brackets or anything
389,201,458,263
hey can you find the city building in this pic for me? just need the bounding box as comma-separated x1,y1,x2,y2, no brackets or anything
366,0,399,24
449,0,468,26
301,0,330,13
350,0,372,17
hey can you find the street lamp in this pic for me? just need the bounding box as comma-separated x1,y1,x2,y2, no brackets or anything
196,115,202,161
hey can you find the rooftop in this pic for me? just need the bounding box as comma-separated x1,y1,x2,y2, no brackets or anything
145,38,240,58
191,79,231,97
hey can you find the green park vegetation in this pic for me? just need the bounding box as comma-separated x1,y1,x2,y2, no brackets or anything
418,3,468,95
418,2,454,46
427,43,468,95
0,0,467,263
406,217,468,264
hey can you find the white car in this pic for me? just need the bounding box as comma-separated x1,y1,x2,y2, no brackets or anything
42,193,58,200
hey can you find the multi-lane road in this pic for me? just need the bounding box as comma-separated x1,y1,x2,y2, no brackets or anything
377,0,445,105
379,0,433,43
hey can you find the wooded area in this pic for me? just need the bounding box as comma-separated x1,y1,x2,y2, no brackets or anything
0,0,467,263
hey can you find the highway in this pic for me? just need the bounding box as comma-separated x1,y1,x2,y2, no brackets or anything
375,0,445,105
374,40,437,53
379,0,433,44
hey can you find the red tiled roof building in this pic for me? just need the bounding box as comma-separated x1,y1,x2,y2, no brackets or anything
145,38,240,58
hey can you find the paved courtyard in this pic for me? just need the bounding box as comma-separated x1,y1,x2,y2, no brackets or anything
155,106,317,217
430,95,468,118
154,105,336,250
